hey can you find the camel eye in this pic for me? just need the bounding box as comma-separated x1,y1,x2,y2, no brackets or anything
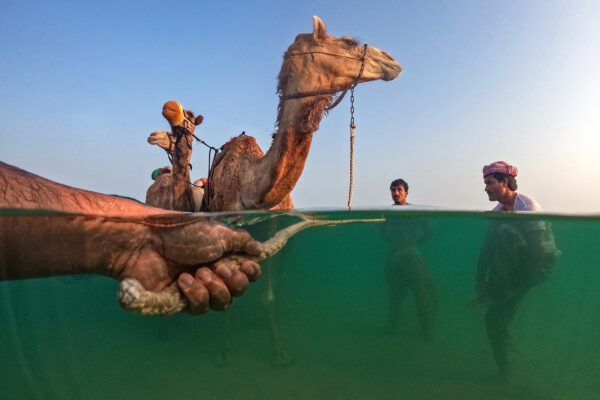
341,36,357,46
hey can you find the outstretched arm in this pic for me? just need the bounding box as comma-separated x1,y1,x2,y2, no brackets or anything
0,161,166,216
0,161,262,314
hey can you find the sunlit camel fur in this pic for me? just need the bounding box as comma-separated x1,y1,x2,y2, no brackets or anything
146,164,205,212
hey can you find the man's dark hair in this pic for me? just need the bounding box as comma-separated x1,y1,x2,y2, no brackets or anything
390,178,409,192
489,172,518,191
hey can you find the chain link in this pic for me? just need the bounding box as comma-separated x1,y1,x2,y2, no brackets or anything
350,44,367,125
347,44,367,211
350,88,355,126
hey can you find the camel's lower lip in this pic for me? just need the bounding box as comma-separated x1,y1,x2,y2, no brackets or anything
382,64,402,81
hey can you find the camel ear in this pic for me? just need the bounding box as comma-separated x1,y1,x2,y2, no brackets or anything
194,115,204,126
313,15,326,42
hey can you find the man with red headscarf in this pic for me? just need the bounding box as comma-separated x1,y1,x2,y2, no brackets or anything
469,161,560,380
481,161,540,212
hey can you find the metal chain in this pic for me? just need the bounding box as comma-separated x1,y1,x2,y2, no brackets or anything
347,45,367,211
348,88,356,211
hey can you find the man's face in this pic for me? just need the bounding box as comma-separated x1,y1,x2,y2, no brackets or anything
390,185,408,205
484,175,506,201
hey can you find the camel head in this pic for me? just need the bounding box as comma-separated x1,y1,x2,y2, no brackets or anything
147,130,174,154
161,100,203,134
278,16,401,98
197,18,402,212
147,101,204,154
144,101,205,212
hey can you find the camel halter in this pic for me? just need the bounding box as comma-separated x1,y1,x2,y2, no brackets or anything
165,122,220,189
280,44,368,210
279,44,368,111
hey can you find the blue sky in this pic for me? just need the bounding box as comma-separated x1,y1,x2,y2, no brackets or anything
1,0,599,212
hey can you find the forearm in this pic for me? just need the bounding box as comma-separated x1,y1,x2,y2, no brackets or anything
0,214,150,281
475,224,499,293
0,161,167,217
475,255,488,294
475,239,493,293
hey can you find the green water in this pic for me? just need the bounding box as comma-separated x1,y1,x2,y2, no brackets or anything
1,210,599,399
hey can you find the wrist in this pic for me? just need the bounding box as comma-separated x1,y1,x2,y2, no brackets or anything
82,216,152,279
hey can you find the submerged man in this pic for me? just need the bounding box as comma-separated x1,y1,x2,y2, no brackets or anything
383,179,436,339
470,161,559,379
0,161,262,315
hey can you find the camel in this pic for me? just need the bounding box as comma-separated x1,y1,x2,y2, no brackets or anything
204,16,401,211
142,15,401,367
146,16,401,213
145,102,204,211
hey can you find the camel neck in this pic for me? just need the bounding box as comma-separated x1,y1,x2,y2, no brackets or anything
170,127,195,211
257,96,331,206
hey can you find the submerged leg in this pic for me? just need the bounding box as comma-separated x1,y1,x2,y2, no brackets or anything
484,294,523,379
486,224,527,298
385,255,411,333
479,223,543,379
408,255,437,341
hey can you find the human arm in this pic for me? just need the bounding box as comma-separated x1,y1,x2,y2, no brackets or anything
466,224,495,307
0,162,262,314
517,227,556,289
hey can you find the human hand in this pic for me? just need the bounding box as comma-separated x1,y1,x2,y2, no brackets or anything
113,215,263,314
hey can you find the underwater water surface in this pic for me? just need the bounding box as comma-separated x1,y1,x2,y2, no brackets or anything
1,209,599,400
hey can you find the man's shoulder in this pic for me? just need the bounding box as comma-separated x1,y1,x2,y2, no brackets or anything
515,193,542,212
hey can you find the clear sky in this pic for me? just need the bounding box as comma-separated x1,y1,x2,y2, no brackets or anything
1,0,599,213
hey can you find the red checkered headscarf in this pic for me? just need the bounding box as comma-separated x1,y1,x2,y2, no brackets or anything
483,161,518,177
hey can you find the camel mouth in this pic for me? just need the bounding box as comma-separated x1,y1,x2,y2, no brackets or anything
382,62,402,81
162,101,184,126
147,131,165,145
361,62,401,83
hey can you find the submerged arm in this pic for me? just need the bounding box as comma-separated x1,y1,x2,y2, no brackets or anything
0,214,149,281
119,216,384,315
0,161,160,280
0,161,262,314
475,224,497,295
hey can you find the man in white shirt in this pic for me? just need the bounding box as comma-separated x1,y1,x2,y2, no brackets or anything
470,161,559,380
